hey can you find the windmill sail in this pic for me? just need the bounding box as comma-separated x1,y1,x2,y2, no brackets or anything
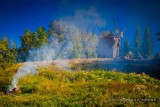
113,18,120,35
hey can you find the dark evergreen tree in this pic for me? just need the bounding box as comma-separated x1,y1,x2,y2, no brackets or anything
133,25,142,59
123,38,130,56
141,26,154,59
155,51,160,59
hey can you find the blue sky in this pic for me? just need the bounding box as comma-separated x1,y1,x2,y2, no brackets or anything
0,0,160,53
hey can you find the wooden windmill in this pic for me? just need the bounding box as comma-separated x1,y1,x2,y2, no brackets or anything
97,18,126,58
112,18,126,58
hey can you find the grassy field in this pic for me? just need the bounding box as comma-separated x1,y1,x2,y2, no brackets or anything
0,59,160,107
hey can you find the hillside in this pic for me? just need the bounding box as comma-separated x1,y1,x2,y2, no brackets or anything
0,59,160,107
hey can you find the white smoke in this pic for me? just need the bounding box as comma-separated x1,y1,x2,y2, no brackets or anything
62,6,106,32
28,45,56,61
8,44,70,91
8,6,102,92
8,25,75,91
8,63,38,91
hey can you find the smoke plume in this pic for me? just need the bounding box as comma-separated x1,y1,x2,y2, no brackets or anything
8,63,38,91
62,6,106,32
8,6,104,91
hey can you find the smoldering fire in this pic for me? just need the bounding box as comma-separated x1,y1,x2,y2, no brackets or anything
7,7,106,93
7,63,38,93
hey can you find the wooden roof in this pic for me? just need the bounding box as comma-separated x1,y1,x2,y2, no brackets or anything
99,31,114,39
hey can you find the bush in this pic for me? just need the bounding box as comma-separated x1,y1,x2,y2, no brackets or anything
0,63,159,107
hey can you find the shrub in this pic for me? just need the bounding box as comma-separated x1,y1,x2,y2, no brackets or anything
0,63,159,106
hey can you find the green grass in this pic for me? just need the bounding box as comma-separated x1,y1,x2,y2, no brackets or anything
0,62,160,107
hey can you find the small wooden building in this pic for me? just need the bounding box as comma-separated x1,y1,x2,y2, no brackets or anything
97,31,115,58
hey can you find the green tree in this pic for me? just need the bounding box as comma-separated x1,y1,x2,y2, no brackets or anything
0,36,18,63
47,20,98,59
155,51,160,59
8,39,18,63
48,20,64,43
70,36,83,58
141,26,154,59
0,36,9,63
62,25,83,59
123,38,130,56
133,25,142,59
0,36,8,51
48,20,65,58
36,26,48,46
28,27,48,48
19,30,34,62
82,33,98,58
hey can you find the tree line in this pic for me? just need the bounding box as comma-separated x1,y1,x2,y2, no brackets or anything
0,21,159,64
0,20,98,64
122,25,158,60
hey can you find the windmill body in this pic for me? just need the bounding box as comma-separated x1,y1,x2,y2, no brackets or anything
97,18,125,59
112,18,125,59
113,37,120,58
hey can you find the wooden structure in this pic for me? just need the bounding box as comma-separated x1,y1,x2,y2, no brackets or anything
112,37,120,58
97,18,125,58
97,31,114,58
